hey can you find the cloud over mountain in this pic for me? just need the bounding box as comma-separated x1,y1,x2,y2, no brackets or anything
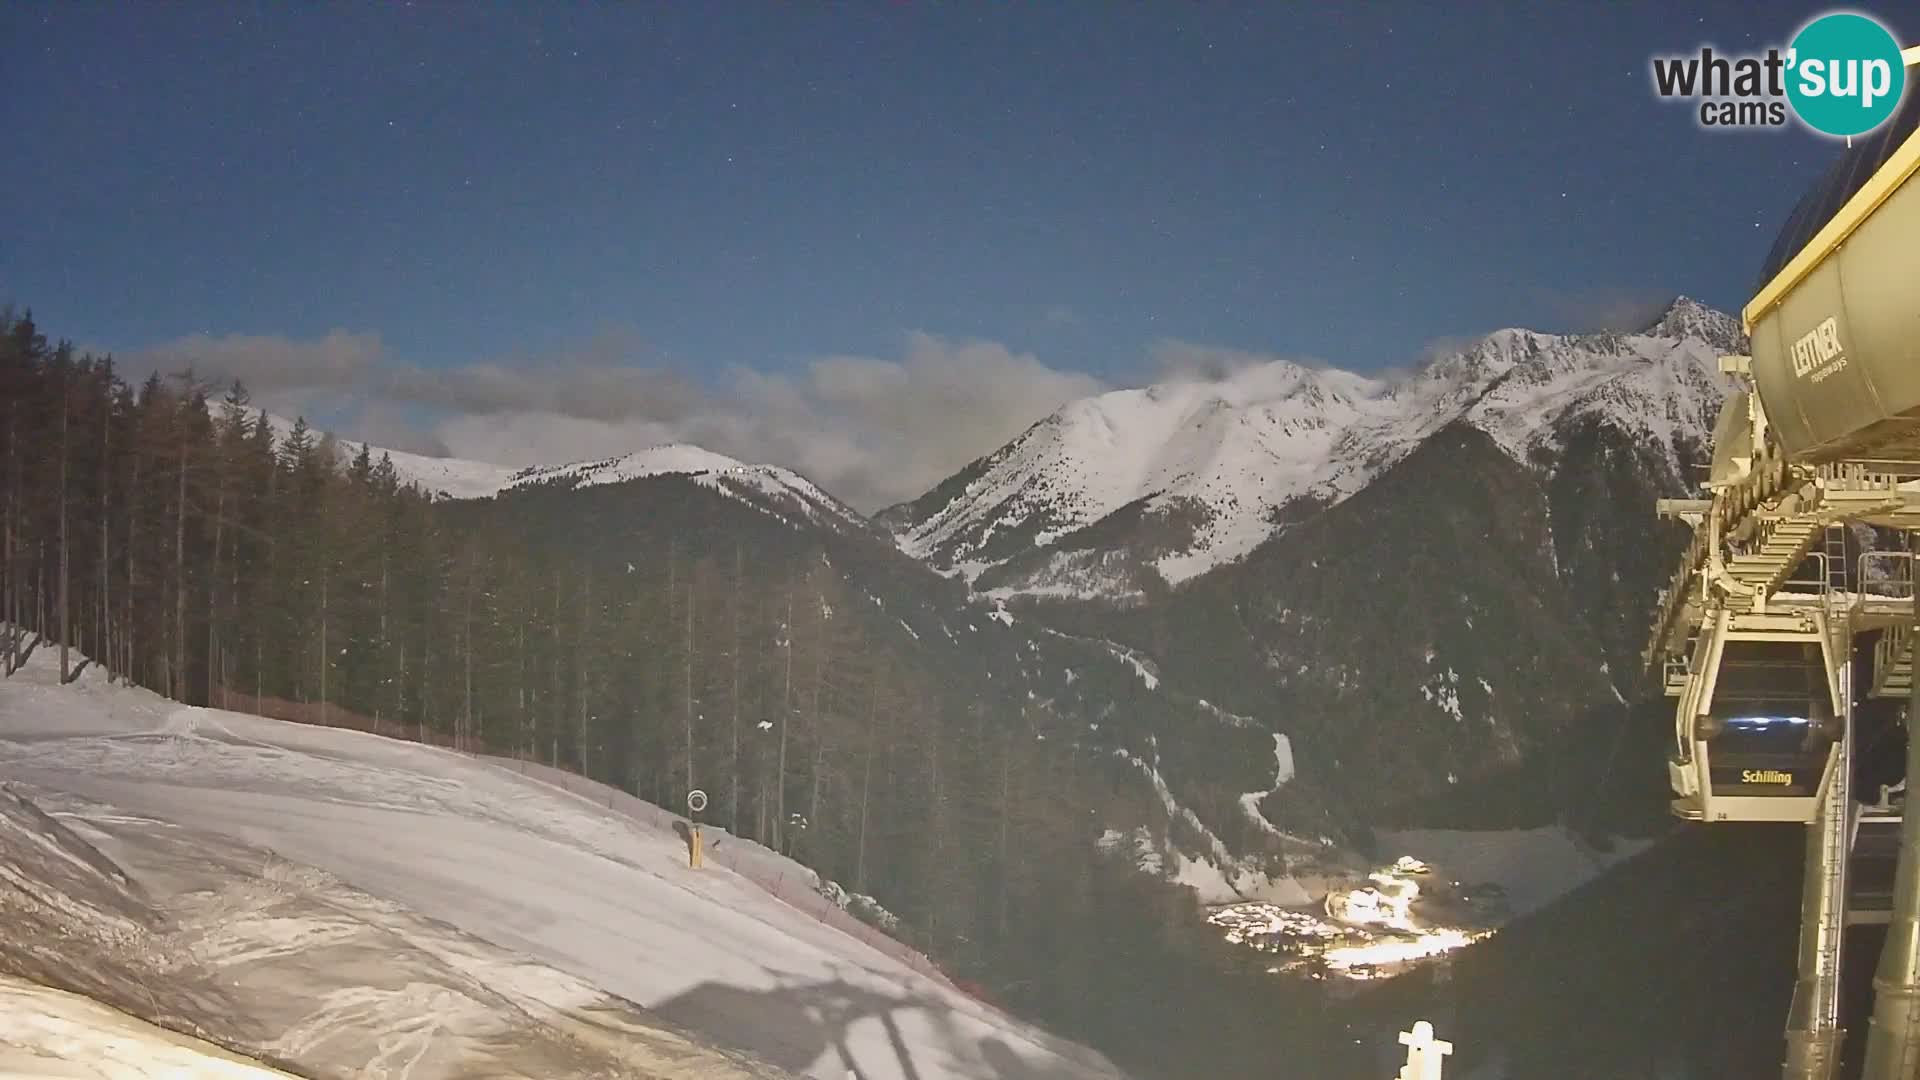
121,329,1105,511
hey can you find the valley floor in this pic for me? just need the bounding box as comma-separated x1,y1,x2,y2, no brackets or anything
0,644,1124,1080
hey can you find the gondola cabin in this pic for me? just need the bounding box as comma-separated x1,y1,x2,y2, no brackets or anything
1670,609,1844,823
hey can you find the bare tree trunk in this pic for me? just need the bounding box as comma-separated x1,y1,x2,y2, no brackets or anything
36,541,46,652
684,578,696,798
421,625,432,745
393,549,405,726
318,561,329,724
226,509,240,709
577,564,592,776
207,460,226,701
730,543,742,836
776,586,793,852
926,727,942,946
857,676,876,893
758,779,769,844
998,728,1012,941
809,738,823,849
672,541,679,787
3,399,14,676
126,452,140,688
248,478,260,706
173,440,188,702
462,553,475,752
98,395,111,681
398,638,409,736
806,605,827,846
375,542,389,722
57,386,70,683
3,400,16,676
550,565,561,758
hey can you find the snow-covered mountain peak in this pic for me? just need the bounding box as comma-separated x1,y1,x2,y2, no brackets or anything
892,305,1740,598
506,442,751,488
239,411,866,534
1154,356,1390,413
1646,295,1745,353
480,442,865,531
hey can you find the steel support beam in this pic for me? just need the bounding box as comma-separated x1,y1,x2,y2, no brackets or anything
1784,632,1852,1080
1864,567,1920,1080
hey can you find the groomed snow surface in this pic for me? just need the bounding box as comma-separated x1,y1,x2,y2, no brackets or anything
0,645,1124,1080
0,974,303,1079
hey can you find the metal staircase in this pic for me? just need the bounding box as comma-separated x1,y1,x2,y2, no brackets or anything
1849,807,1904,927
1728,518,1828,597
1873,625,1913,700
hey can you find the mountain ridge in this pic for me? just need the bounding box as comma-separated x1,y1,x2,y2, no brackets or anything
263,297,1735,861
273,295,1738,598
884,296,1737,600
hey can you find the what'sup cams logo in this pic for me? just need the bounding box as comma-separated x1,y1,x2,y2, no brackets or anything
1651,10,1908,137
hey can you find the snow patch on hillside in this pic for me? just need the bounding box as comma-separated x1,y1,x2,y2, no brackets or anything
1237,734,1295,840
1112,748,1310,906
244,411,519,500
981,549,1142,603
1420,668,1465,723
1195,699,1256,728
1105,643,1160,690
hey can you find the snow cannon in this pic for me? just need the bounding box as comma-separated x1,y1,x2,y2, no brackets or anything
1670,608,1844,823
1745,83,1920,464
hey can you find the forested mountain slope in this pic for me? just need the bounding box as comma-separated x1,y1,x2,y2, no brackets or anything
0,299,1737,1076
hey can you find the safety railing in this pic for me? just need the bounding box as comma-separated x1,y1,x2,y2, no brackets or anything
1818,462,1912,492
1779,554,1832,600
1875,624,1914,700
1859,551,1917,602
1664,654,1691,696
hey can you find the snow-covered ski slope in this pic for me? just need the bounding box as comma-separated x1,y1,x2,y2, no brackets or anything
0,768,789,1078
0,974,304,1079
0,649,1124,1080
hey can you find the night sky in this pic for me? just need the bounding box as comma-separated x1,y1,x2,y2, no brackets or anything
0,2,1908,503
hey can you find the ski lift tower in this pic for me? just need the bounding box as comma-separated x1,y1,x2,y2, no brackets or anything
1645,64,1920,1080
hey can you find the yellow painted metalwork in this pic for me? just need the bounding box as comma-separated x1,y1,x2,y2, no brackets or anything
1743,101,1920,333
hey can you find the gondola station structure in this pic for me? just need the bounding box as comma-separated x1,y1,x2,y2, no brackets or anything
1645,58,1920,1080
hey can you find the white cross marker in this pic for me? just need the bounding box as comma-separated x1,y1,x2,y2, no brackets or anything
1397,1020,1453,1080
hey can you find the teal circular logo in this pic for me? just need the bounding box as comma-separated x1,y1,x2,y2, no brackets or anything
1786,13,1907,137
